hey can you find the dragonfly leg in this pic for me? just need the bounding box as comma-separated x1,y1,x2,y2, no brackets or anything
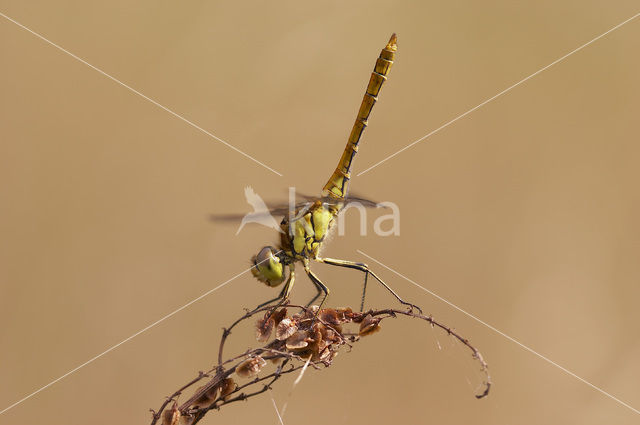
317,257,422,314
254,266,295,310
361,271,368,312
303,261,330,311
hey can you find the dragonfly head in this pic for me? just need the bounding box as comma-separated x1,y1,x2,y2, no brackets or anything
251,246,285,287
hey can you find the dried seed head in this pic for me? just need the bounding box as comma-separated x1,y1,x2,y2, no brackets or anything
311,324,324,343
320,319,343,337
319,308,340,326
320,326,335,343
178,415,195,425
358,314,381,336
204,384,221,401
305,326,325,360
319,322,343,344
285,330,309,351
272,308,288,326
162,402,180,425
318,348,331,362
294,305,318,320
236,356,267,378
190,386,205,407
205,385,220,404
192,384,221,408
219,377,237,401
335,307,355,322
275,318,298,340
292,305,317,322
316,338,329,354
177,415,194,425
256,313,275,342
318,345,337,363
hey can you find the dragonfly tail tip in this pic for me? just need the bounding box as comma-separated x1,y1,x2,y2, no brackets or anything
387,33,398,50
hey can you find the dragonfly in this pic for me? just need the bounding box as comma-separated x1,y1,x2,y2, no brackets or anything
214,34,419,313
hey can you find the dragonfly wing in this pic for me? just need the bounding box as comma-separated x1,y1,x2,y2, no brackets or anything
343,194,385,209
209,213,254,222
209,202,313,223
297,192,386,209
209,211,278,223
210,193,385,224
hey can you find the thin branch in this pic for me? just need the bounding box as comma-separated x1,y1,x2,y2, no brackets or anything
150,303,492,425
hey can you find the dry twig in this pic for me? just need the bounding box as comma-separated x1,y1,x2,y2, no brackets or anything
149,303,491,425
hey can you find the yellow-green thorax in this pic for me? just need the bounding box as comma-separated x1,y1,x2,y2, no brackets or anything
280,200,342,260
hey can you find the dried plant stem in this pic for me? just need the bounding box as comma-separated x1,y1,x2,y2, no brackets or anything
150,303,491,425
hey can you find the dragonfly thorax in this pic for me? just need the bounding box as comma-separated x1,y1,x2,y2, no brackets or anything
280,201,340,261
250,201,341,289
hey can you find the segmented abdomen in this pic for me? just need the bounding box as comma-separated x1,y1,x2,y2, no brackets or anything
322,33,397,200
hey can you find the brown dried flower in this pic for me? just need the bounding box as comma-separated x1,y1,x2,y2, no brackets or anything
335,307,355,322
219,378,236,401
358,314,381,336
162,402,181,425
178,415,194,425
275,318,298,340
255,308,289,342
316,322,340,345
191,384,221,409
285,330,310,351
255,313,275,342
271,308,288,326
292,305,318,322
319,308,341,326
236,356,267,378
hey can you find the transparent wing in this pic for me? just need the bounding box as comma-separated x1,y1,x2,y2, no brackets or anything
209,192,385,223
209,201,312,223
297,191,386,209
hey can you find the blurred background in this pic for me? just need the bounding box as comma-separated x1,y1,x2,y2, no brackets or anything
1,1,639,424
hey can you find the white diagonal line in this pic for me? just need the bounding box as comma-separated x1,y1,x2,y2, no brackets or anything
0,264,253,415
357,11,640,177
0,11,283,177
271,396,286,425
293,355,311,387
357,249,640,416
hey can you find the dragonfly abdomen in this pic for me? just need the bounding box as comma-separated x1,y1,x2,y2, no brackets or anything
322,34,397,200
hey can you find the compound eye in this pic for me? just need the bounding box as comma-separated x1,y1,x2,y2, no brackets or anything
256,246,275,266
252,246,284,287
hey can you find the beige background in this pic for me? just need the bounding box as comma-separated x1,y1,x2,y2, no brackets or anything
1,1,639,424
